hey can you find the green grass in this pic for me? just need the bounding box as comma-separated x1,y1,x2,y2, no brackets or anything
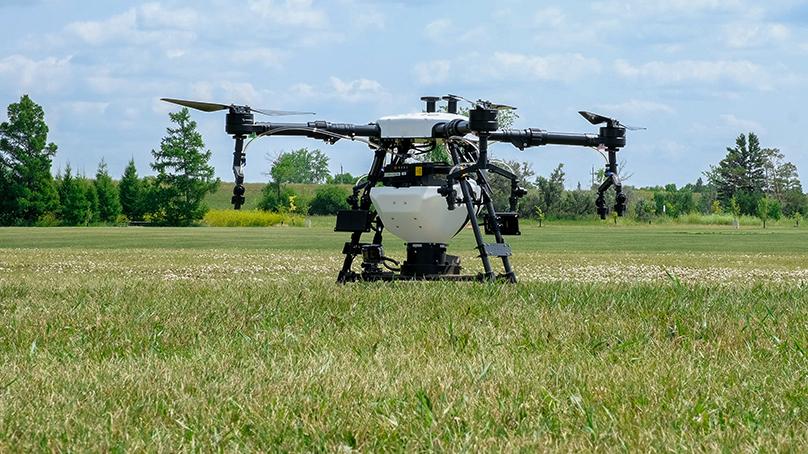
0,223,806,451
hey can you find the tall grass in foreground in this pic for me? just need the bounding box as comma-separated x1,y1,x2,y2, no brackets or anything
203,209,305,227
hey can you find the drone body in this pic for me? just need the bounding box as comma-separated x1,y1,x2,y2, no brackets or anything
162,95,633,283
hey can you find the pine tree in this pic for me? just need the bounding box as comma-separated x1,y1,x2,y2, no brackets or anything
57,164,91,225
151,108,218,226
94,159,121,223
705,132,769,215
119,159,144,221
82,175,99,224
0,95,59,225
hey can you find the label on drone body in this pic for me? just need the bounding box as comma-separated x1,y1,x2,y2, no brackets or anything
384,172,406,177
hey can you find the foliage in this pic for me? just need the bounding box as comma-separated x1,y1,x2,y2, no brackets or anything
634,198,655,224
269,148,330,185
488,160,536,210
705,132,767,212
534,206,544,226
534,163,565,214
257,183,297,212
0,95,59,225
309,185,350,215
652,189,695,217
150,108,219,226
328,172,356,185
118,159,147,221
711,200,722,214
94,159,121,223
56,164,93,225
757,197,770,228
705,133,803,216
203,209,304,227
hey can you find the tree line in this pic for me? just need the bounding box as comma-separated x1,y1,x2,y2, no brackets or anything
3,95,806,227
1,95,218,226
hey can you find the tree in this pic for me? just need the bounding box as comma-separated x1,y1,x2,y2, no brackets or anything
705,132,769,215
57,164,92,225
257,183,296,212
309,185,350,215
729,196,741,229
634,198,655,224
0,95,59,225
150,108,219,226
488,160,536,210
119,159,145,221
94,159,121,223
757,197,770,229
269,148,330,185
534,206,544,227
535,163,565,214
329,172,356,185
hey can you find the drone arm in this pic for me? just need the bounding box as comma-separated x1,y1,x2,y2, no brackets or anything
432,120,624,150
490,129,601,150
242,121,381,141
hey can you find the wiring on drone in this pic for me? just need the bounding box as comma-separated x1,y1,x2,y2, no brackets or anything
243,127,383,155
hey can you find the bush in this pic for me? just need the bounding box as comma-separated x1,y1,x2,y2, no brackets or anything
309,185,350,215
203,210,305,227
258,184,297,212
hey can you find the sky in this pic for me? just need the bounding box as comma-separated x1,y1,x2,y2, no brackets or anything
1,0,807,189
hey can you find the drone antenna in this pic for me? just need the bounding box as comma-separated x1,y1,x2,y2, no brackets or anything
420,96,440,113
442,95,460,114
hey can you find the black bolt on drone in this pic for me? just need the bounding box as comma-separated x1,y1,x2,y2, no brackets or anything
162,95,636,283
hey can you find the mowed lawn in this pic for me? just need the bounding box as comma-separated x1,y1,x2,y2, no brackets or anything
0,223,806,451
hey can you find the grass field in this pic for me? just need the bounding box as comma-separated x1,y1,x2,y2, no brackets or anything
0,222,806,451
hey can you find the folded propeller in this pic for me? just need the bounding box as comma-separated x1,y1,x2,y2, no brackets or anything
161,98,315,117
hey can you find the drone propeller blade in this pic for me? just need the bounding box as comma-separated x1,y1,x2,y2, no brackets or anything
578,111,614,126
578,111,645,131
623,124,647,131
161,98,315,116
161,98,230,112
251,108,316,117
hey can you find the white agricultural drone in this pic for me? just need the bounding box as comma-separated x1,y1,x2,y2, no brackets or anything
161,95,634,283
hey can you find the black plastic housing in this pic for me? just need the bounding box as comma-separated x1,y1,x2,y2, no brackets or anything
484,212,521,236
335,210,372,232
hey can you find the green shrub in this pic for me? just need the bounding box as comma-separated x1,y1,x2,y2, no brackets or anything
309,185,350,215
203,209,305,227
258,184,297,212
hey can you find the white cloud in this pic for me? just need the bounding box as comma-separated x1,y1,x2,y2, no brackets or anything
413,60,451,85
723,22,790,48
720,114,763,132
0,54,71,92
492,52,601,81
66,4,198,46
247,0,327,28
597,100,674,116
424,19,452,42
290,83,316,98
534,7,565,27
614,59,773,89
329,77,385,102
231,48,286,68
593,0,746,17
220,81,262,105
65,101,109,116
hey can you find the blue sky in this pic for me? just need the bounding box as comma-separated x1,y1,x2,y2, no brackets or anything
1,0,807,189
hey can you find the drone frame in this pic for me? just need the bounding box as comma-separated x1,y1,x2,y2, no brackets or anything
162,96,630,283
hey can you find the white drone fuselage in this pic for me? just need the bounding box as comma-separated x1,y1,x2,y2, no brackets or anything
376,111,468,140
369,111,476,245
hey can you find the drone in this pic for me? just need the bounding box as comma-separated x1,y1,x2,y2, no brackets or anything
162,95,634,283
